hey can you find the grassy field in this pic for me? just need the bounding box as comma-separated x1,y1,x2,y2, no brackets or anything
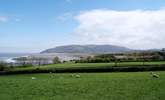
12,61,165,71
0,71,165,100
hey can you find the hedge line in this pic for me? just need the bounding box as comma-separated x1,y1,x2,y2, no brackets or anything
0,65,165,75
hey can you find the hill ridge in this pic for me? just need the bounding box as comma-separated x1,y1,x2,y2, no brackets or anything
41,44,132,54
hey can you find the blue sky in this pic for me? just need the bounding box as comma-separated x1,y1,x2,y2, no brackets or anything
0,0,165,53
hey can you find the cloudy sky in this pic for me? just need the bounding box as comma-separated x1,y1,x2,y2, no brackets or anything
0,0,165,53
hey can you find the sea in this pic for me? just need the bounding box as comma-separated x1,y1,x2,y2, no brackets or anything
0,53,32,63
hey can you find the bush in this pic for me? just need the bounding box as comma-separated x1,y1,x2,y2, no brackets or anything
53,57,61,64
23,63,33,67
0,61,8,71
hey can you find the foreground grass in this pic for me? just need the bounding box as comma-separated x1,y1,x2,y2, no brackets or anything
0,71,165,100
12,61,165,71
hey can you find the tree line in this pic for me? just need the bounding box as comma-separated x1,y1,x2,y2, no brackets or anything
74,51,165,63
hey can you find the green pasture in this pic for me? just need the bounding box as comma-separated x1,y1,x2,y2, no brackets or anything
12,61,165,71
0,71,165,100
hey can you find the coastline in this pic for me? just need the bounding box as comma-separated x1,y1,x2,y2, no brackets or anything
0,53,34,63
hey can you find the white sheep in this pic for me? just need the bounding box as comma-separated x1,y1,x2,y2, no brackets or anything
75,74,81,78
49,72,55,78
31,77,36,80
150,72,159,78
70,74,81,78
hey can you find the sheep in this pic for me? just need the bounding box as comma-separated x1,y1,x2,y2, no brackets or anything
31,77,36,80
49,72,55,78
70,74,81,78
150,72,159,78
75,74,81,78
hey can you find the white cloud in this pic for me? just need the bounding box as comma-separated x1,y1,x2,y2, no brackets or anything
0,16,8,22
74,9,165,49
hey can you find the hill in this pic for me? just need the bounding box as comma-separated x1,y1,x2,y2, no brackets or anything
41,44,132,54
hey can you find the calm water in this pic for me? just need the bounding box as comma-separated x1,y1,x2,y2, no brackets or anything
0,53,32,62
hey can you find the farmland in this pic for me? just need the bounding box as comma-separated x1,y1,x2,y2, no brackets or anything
12,61,165,71
0,71,165,100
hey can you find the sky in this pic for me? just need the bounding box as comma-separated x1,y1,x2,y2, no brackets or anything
0,0,165,53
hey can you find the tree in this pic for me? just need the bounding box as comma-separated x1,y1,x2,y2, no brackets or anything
0,61,8,71
142,52,145,65
86,56,92,63
53,57,61,64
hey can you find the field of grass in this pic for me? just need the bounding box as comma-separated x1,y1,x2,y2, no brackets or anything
12,61,165,71
0,71,165,100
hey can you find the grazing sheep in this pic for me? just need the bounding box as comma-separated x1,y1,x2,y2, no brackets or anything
75,74,80,78
150,72,159,78
31,77,36,80
49,72,54,78
70,74,81,78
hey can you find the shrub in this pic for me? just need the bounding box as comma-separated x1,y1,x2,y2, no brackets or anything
23,63,33,67
0,61,8,71
53,57,61,64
